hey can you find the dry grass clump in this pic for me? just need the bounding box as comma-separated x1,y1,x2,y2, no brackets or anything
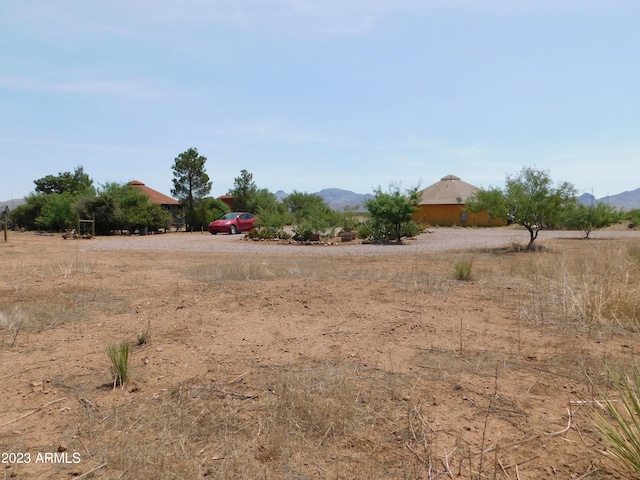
0,306,26,347
190,257,321,282
0,285,128,334
82,362,462,479
453,258,474,281
629,244,640,265
510,243,640,329
550,245,640,328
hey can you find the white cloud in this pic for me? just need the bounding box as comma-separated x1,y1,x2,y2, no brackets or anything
0,74,173,100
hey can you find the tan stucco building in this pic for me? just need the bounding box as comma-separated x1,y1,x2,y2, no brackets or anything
412,175,505,227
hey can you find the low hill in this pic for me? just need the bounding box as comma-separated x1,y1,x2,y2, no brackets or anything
577,189,640,210
0,198,26,211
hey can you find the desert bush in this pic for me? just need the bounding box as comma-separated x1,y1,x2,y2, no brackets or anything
137,331,149,346
106,341,130,386
245,227,291,240
453,258,473,281
589,365,640,476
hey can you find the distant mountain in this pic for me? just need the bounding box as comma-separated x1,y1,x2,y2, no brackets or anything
578,189,640,210
316,188,374,211
0,198,26,211
597,188,640,210
577,193,596,205
273,188,373,211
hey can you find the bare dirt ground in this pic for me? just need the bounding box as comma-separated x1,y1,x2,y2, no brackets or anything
1,227,640,479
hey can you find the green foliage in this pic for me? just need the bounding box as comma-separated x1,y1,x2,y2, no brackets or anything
255,203,289,230
35,192,76,230
192,197,230,230
171,148,212,229
589,365,640,476
106,341,130,387
400,220,421,238
467,166,576,249
87,183,171,233
229,169,258,212
626,209,640,227
77,192,118,235
465,187,507,223
339,205,361,232
285,191,340,239
13,166,95,231
10,193,48,230
453,259,474,281
562,202,621,238
34,166,94,195
137,331,149,346
245,228,292,240
251,189,281,217
364,183,420,243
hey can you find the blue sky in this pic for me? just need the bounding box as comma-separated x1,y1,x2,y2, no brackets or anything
1,1,639,202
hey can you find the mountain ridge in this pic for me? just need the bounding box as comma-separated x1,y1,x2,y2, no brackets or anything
578,188,640,210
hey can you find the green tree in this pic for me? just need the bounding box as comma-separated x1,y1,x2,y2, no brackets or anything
229,169,257,212
465,187,508,225
365,183,420,243
563,202,621,239
78,192,118,235
35,192,76,230
249,188,287,230
11,193,47,230
34,166,94,195
467,166,576,250
114,184,171,233
285,191,339,240
14,167,95,231
171,148,212,230
252,189,281,216
80,183,170,234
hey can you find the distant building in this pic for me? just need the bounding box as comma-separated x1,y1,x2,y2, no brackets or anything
218,194,237,211
413,175,505,227
130,180,183,228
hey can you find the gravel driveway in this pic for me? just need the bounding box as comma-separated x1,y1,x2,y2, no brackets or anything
83,228,640,256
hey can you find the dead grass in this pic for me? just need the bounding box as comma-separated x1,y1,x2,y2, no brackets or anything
3,232,640,478
524,244,640,329
80,361,535,480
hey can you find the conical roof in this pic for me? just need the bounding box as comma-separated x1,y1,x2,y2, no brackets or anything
130,180,180,206
417,175,479,205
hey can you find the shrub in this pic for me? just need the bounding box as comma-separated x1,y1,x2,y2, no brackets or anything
106,341,130,387
246,228,291,240
453,259,473,281
365,183,420,243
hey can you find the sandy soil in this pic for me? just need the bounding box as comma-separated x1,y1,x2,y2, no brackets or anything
1,227,640,479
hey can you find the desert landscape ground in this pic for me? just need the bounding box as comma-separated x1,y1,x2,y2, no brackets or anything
1,226,640,479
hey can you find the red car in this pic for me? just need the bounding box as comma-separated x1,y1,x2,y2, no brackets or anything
208,212,256,235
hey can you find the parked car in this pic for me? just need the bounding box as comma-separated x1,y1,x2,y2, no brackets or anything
208,212,256,235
